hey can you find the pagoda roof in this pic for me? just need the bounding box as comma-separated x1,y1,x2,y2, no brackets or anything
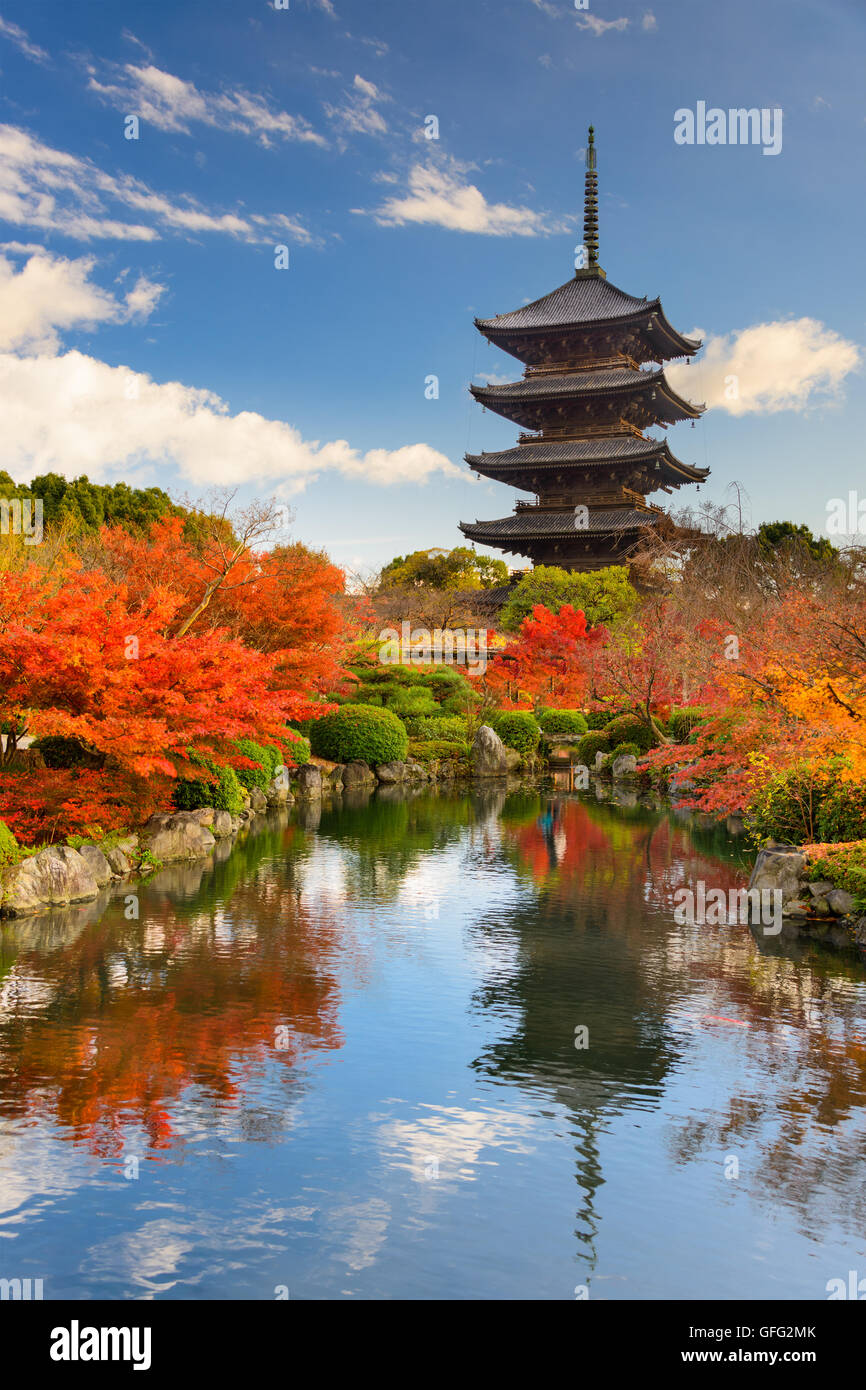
475,272,701,358
465,436,709,485
470,367,703,427
459,506,659,542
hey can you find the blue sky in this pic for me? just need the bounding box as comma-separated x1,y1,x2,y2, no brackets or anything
0,0,863,576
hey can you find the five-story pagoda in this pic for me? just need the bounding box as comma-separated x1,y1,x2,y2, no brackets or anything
460,127,708,572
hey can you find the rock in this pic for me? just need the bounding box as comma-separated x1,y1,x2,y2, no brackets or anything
187,808,215,827
295,765,324,798
248,787,268,813
376,761,406,784
471,725,508,778
140,812,216,863
748,848,806,904
342,761,376,789
266,767,292,804
212,810,234,837
1,845,99,917
828,888,857,917
611,753,637,780
853,917,866,948
77,844,112,887
593,750,606,772
782,899,811,917
503,747,523,774
807,880,834,898
406,762,428,781
105,846,133,878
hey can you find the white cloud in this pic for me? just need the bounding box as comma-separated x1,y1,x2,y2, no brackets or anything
577,15,629,35
0,15,48,63
642,10,658,30
0,124,313,244
87,63,326,149
667,319,861,416
0,350,461,491
368,159,567,236
0,250,163,353
325,74,389,138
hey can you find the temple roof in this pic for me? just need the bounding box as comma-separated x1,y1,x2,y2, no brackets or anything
459,507,658,540
470,367,703,426
465,436,709,484
475,273,701,359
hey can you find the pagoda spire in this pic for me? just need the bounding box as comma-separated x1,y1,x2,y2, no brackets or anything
581,124,602,277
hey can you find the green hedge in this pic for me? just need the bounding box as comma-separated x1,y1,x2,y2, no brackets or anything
537,709,588,736
285,730,311,766
611,741,640,760
806,842,866,902
310,704,408,765
667,707,709,743
232,739,282,792
604,713,655,753
0,818,18,865
404,714,468,742
576,730,611,765
817,783,866,844
174,758,245,815
407,739,470,764
490,711,541,756
585,707,626,730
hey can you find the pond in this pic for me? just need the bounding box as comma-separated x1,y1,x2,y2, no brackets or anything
1,785,865,1301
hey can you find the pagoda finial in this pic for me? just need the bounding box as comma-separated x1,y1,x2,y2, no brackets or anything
582,123,600,273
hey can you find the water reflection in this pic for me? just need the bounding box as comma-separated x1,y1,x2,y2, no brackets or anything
1,787,865,1298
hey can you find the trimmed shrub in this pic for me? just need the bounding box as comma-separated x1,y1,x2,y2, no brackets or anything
490,711,541,756
407,739,470,764
385,687,441,717
576,730,611,765
611,741,640,760
806,842,866,903
174,760,245,815
0,817,18,865
440,689,481,715
233,738,282,792
585,707,625,730
817,783,866,844
667,707,709,743
284,731,311,766
537,709,588,736
604,713,655,753
404,714,468,742
745,763,833,845
310,704,408,764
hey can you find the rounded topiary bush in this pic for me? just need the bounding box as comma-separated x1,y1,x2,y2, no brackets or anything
604,713,655,754
310,704,408,765
576,730,611,765
538,709,588,736
817,782,866,844
285,731,311,766
404,714,467,742
0,818,18,866
610,741,640,761
174,761,245,815
407,739,470,764
491,711,541,756
233,738,282,791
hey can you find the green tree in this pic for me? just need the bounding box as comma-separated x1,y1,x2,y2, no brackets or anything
499,565,638,632
379,546,508,591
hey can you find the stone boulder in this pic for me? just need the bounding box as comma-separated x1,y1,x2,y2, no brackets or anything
611,753,637,780
106,845,133,878
1,845,100,917
295,765,323,799
748,848,806,904
342,761,376,789
266,767,293,805
78,844,113,887
828,888,857,917
503,747,523,775
471,726,508,778
249,787,268,813
376,761,406,784
212,810,234,837
140,812,216,863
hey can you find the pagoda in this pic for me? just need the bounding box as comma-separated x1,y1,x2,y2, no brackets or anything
459,127,708,572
